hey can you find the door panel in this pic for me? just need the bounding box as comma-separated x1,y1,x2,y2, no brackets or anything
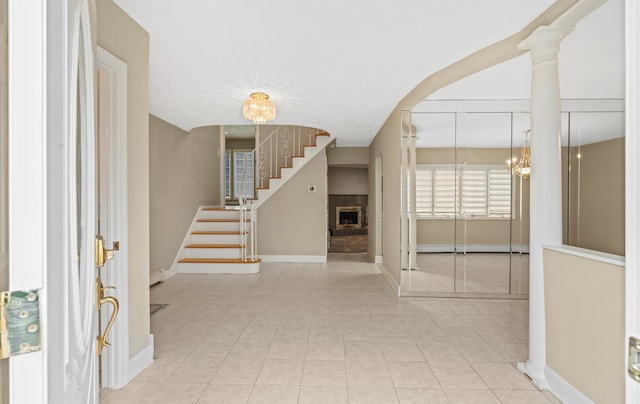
64,0,99,402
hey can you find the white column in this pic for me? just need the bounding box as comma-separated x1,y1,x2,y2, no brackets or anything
517,27,566,389
408,131,418,270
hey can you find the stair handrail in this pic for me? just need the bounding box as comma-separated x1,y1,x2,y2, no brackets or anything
237,126,328,261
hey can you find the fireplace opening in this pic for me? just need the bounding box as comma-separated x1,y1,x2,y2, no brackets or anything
336,206,362,229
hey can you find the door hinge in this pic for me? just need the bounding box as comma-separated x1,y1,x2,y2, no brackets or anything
629,336,640,383
0,289,42,359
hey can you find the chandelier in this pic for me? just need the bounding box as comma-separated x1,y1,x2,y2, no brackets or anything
506,129,531,178
243,92,276,124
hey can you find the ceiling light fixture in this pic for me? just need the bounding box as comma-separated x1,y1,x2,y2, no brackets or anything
506,129,531,178
243,92,276,124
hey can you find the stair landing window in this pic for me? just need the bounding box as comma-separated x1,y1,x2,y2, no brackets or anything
225,149,255,200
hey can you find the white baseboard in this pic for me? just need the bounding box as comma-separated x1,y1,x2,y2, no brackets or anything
378,263,400,296
149,268,166,286
545,366,594,404
126,334,154,384
367,250,383,264
259,255,327,263
417,243,530,253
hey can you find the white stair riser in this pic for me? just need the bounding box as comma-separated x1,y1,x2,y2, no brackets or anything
184,248,242,259
190,234,245,244
199,210,242,220
196,221,247,232
178,262,260,274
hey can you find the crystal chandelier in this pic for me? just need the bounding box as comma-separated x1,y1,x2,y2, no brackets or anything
506,129,531,178
243,92,276,124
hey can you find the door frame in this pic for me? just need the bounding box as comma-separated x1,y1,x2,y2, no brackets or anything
7,0,47,402
97,46,129,389
626,0,640,401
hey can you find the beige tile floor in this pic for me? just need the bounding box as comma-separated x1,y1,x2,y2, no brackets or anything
101,253,560,404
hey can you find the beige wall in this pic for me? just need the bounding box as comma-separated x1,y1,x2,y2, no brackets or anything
369,115,401,284
544,248,625,403
258,152,328,256
569,137,625,255
328,147,369,166
97,0,150,359
149,117,222,272
328,167,368,195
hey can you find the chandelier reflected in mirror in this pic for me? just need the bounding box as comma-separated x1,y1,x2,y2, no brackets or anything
506,129,531,178
243,92,276,124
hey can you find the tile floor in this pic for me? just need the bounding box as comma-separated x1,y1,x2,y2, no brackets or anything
101,253,560,403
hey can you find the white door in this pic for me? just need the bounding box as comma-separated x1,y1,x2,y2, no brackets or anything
63,0,101,402
626,0,640,402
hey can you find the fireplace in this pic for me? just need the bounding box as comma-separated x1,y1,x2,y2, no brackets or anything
336,206,362,229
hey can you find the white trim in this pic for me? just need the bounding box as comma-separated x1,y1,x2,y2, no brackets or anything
367,250,383,264
413,98,623,113
545,366,594,404
378,263,400,296
417,244,530,253
543,245,624,267
167,206,203,279
149,268,167,286
626,0,640,401
259,255,327,263
8,0,47,402
97,46,130,390
126,335,154,384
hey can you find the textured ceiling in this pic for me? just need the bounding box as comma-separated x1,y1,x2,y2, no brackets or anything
413,0,624,147
112,0,557,146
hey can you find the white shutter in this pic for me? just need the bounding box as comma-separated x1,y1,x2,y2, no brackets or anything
488,168,512,217
234,151,254,198
416,166,433,216
460,168,487,217
224,152,231,199
433,167,457,217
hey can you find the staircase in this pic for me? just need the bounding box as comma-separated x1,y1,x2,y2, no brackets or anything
171,127,332,275
175,206,260,274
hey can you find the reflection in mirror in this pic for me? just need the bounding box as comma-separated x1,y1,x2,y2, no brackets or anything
403,113,456,294
563,111,625,256
455,113,512,294
401,111,531,297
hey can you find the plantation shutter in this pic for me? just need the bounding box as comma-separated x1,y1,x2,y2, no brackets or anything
433,167,457,216
415,166,433,216
488,168,512,217
224,151,231,199
234,151,254,198
460,168,487,216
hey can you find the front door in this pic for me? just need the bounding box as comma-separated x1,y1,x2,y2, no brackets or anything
64,0,118,402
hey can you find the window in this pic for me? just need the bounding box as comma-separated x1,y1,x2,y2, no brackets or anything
415,165,511,218
225,149,255,200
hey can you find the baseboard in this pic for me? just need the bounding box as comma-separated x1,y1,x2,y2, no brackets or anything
259,255,327,263
378,263,400,296
149,268,166,286
545,366,594,404
126,334,154,384
367,250,383,264
517,361,549,390
417,243,530,253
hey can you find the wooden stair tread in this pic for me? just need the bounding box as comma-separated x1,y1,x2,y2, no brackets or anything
185,244,243,249
197,219,250,222
202,207,228,211
178,258,261,264
192,231,245,235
